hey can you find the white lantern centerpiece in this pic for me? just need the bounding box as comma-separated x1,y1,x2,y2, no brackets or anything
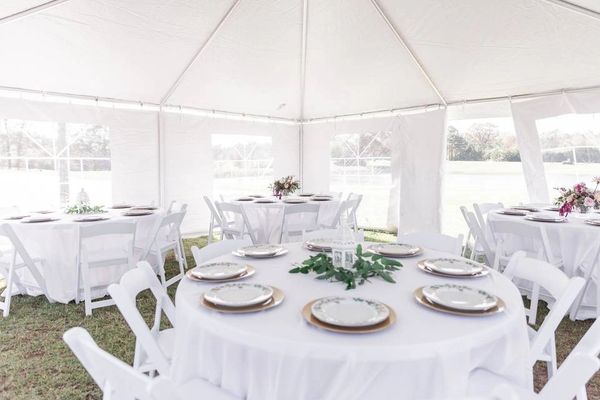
331,216,356,269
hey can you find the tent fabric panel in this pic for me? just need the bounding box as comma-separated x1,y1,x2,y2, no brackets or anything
0,0,234,103
379,0,600,103
302,0,440,119
168,0,303,119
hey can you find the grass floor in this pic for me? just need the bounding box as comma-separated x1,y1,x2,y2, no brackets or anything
0,232,597,399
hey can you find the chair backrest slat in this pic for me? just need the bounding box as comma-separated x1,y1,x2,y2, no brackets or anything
191,238,252,266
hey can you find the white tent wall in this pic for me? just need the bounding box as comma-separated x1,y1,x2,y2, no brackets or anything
302,108,446,232
511,89,600,203
0,97,159,209
162,113,300,234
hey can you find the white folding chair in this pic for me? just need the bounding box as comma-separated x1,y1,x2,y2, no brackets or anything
569,237,600,320
75,221,137,316
215,201,257,244
0,224,53,317
398,231,464,256
302,228,365,242
148,375,238,400
279,203,320,243
473,202,504,232
504,252,585,377
460,206,495,265
191,238,252,266
167,200,188,214
469,353,599,400
323,198,360,230
204,196,224,243
139,211,187,288
63,326,153,400
487,219,560,271
108,261,176,376
346,193,363,229
469,315,600,400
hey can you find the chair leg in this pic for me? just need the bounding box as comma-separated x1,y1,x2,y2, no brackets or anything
208,220,214,244
81,263,92,317
156,251,167,287
3,265,16,317
529,283,540,326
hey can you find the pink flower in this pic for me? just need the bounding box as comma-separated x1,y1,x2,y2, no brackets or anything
559,202,573,216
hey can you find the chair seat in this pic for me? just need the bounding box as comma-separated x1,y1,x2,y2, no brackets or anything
178,378,240,400
157,328,176,359
467,368,535,399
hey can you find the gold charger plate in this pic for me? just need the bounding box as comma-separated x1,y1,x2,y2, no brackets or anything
416,260,489,278
186,265,256,283
200,286,284,314
301,300,396,334
414,287,505,317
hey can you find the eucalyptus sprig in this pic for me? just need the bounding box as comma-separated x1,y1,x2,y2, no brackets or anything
289,244,402,290
65,203,106,215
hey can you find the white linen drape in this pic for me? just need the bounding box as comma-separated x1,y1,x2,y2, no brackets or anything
510,89,600,204
396,109,447,233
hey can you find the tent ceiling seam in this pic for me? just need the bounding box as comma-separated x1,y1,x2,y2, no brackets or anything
369,0,447,106
299,0,308,120
159,0,242,106
0,0,74,25
538,0,600,21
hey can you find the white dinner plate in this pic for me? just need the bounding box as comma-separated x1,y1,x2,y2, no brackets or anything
73,215,110,222
235,197,254,202
192,262,248,280
368,243,422,257
283,198,307,204
497,208,528,216
423,258,484,276
422,284,498,311
524,214,566,223
311,296,390,327
123,210,154,216
305,238,334,252
204,283,273,307
235,244,286,258
254,199,277,204
298,193,314,197
4,214,30,220
248,195,264,198
585,219,600,226
110,204,133,209
510,205,540,212
544,206,560,212
131,205,158,210
21,216,58,223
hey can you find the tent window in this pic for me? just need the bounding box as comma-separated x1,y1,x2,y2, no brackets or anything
443,117,527,235
0,118,111,209
537,113,600,196
212,134,274,198
330,131,392,229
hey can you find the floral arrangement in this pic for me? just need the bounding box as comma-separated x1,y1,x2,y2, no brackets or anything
269,175,300,199
65,202,106,215
289,244,402,290
555,177,600,216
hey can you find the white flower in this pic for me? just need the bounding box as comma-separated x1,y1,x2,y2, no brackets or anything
584,196,596,207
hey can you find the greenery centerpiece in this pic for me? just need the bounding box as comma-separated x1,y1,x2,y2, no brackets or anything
65,201,106,215
289,244,402,290
554,178,600,216
269,175,300,199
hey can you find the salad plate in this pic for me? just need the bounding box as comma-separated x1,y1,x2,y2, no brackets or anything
368,243,422,258
311,296,390,327
422,258,485,276
421,284,498,311
203,283,273,307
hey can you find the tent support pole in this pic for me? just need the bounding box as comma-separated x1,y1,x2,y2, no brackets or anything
159,0,242,106
298,0,308,185
538,0,600,21
0,0,73,25
369,0,447,106
157,109,165,207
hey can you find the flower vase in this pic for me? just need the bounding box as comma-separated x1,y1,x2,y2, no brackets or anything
577,205,589,214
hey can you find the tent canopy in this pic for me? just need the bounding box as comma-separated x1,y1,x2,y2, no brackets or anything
1,0,600,121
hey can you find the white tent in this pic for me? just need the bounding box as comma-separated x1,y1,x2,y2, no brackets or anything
1,0,600,234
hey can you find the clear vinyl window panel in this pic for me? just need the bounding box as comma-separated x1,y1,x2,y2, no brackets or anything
330,131,392,229
536,113,600,196
0,118,111,211
212,134,274,198
443,118,527,236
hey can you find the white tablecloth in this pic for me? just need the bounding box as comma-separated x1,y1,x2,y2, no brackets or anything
488,211,600,319
4,210,161,303
171,242,531,400
228,199,340,243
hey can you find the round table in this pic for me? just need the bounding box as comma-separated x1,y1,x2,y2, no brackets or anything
488,211,600,319
226,197,340,243
3,209,161,303
171,242,531,400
